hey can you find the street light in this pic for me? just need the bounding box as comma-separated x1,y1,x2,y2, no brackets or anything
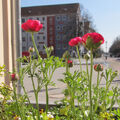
105,41,107,60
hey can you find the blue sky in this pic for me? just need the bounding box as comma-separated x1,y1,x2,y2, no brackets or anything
21,0,120,52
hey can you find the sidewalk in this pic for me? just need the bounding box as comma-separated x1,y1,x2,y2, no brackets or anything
107,57,120,73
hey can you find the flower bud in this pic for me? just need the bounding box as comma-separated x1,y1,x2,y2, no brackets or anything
67,60,73,67
28,47,34,53
94,64,103,72
50,46,54,52
10,73,19,81
63,51,70,60
84,53,90,60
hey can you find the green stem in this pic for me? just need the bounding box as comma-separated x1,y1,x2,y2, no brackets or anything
19,61,36,120
31,76,40,120
65,58,76,119
13,82,23,120
109,88,117,113
95,71,100,112
22,83,36,120
31,33,41,60
71,91,76,120
104,81,109,112
45,84,49,113
66,60,69,73
76,46,82,72
86,59,89,80
89,49,93,120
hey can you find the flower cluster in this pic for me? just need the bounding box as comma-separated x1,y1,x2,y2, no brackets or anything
69,32,104,50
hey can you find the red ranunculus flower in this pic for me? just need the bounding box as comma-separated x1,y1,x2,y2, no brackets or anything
82,33,104,50
94,64,103,72
11,73,16,81
69,37,82,47
68,60,73,64
21,19,43,32
67,60,73,67
22,51,30,57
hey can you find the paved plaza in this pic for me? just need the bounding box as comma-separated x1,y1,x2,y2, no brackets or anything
21,57,120,105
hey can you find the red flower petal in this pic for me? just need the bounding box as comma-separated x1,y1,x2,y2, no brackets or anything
69,37,82,47
21,23,29,31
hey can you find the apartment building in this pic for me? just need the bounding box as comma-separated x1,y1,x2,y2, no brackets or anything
21,3,81,57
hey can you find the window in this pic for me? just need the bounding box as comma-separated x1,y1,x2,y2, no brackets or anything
37,17,39,20
63,44,67,49
49,17,53,25
56,35,60,40
49,41,53,44
62,26,65,30
37,36,40,40
49,31,53,35
62,15,67,21
22,18,25,23
49,36,53,41
42,26,45,30
42,17,45,21
42,45,45,49
37,45,40,49
22,47,26,51
22,37,25,42
43,36,45,40
62,35,66,40
56,26,60,30
29,37,32,41
56,16,60,20
29,17,33,20
56,43,61,49
49,27,53,31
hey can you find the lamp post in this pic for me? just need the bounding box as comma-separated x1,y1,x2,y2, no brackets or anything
16,0,22,95
105,41,107,60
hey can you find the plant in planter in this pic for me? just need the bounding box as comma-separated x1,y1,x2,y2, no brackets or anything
1,19,119,120
19,19,63,120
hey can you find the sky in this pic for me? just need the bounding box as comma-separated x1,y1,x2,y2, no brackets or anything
21,0,120,52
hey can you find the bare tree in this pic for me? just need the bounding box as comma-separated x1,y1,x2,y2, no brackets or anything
109,36,120,56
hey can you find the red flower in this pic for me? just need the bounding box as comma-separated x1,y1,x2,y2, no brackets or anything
21,19,43,32
82,33,104,49
94,64,103,72
69,37,82,47
22,51,30,57
11,73,16,81
68,60,73,64
67,60,73,67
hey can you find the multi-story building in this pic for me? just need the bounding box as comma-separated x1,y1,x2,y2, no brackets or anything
21,3,81,57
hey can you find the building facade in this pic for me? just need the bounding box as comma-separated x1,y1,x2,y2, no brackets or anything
21,3,81,57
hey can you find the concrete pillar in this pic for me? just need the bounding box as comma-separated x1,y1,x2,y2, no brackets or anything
0,0,20,86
